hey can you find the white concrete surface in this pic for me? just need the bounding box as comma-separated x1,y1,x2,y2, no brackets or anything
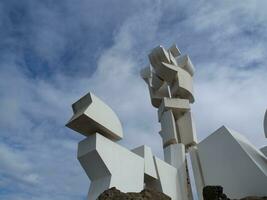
159,110,178,147
170,67,194,103
66,92,123,141
188,146,204,200
176,111,197,147
197,126,267,199
132,145,158,180
78,133,144,200
158,97,190,121
164,143,190,200
154,156,182,200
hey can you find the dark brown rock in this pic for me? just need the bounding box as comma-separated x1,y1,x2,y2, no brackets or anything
97,187,170,200
203,186,267,200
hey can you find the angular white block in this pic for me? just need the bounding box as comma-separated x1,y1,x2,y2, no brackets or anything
264,109,267,138
170,67,194,103
176,54,195,76
197,126,267,199
154,156,182,200
151,72,164,91
156,62,179,83
148,46,170,69
188,146,205,200
148,82,171,108
140,65,152,85
78,133,144,200
160,110,178,147
132,145,158,180
66,92,123,141
260,146,267,157
168,44,181,58
163,144,190,200
158,97,190,121
176,111,197,147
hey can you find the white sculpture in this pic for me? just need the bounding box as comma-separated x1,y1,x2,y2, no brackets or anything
66,91,182,200
66,44,267,200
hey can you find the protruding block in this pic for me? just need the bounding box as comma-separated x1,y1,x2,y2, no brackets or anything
170,67,194,103
158,97,190,121
149,46,170,69
148,83,171,108
78,133,144,200
168,44,181,58
153,156,182,200
176,111,197,147
163,144,189,200
188,146,205,200
176,55,195,76
140,65,152,85
132,145,158,180
151,72,164,91
264,109,267,138
66,92,123,141
155,62,179,83
160,110,178,147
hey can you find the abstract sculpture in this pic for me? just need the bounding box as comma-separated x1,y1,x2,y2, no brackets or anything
66,44,267,200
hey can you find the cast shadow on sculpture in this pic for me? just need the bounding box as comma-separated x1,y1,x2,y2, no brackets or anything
66,45,267,200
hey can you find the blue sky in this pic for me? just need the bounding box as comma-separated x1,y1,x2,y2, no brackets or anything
0,0,267,199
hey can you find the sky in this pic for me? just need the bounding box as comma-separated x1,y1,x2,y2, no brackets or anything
0,0,267,199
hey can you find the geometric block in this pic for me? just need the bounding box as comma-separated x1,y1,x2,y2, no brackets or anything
264,109,267,138
148,83,170,108
156,62,179,83
176,111,197,148
176,54,195,76
168,44,181,58
78,133,144,200
158,97,190,121
153,156,182,200
197,126,267,199
170,67,194,103
188,146,205,200
160,110,178,147
66,92,123,141
148,46,170,71
151,72,164,91
132,145,158,180
163,144,189,200
140,65,152,85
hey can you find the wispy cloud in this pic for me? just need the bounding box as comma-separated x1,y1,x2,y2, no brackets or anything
0,0,266,199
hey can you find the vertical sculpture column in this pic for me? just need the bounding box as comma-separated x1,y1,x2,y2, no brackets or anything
141,44,205,200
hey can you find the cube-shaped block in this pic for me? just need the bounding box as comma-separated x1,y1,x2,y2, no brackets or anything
170,67,194,103
158,97,190,121
160,110,178,147
66,92,123,141
176,111,197,147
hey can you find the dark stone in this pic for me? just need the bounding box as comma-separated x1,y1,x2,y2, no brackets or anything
203,186,267,200
97,187,170,200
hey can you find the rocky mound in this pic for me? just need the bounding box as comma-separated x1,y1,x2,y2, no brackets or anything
97,187,170,200
203,186,267,200
97,186,267,200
